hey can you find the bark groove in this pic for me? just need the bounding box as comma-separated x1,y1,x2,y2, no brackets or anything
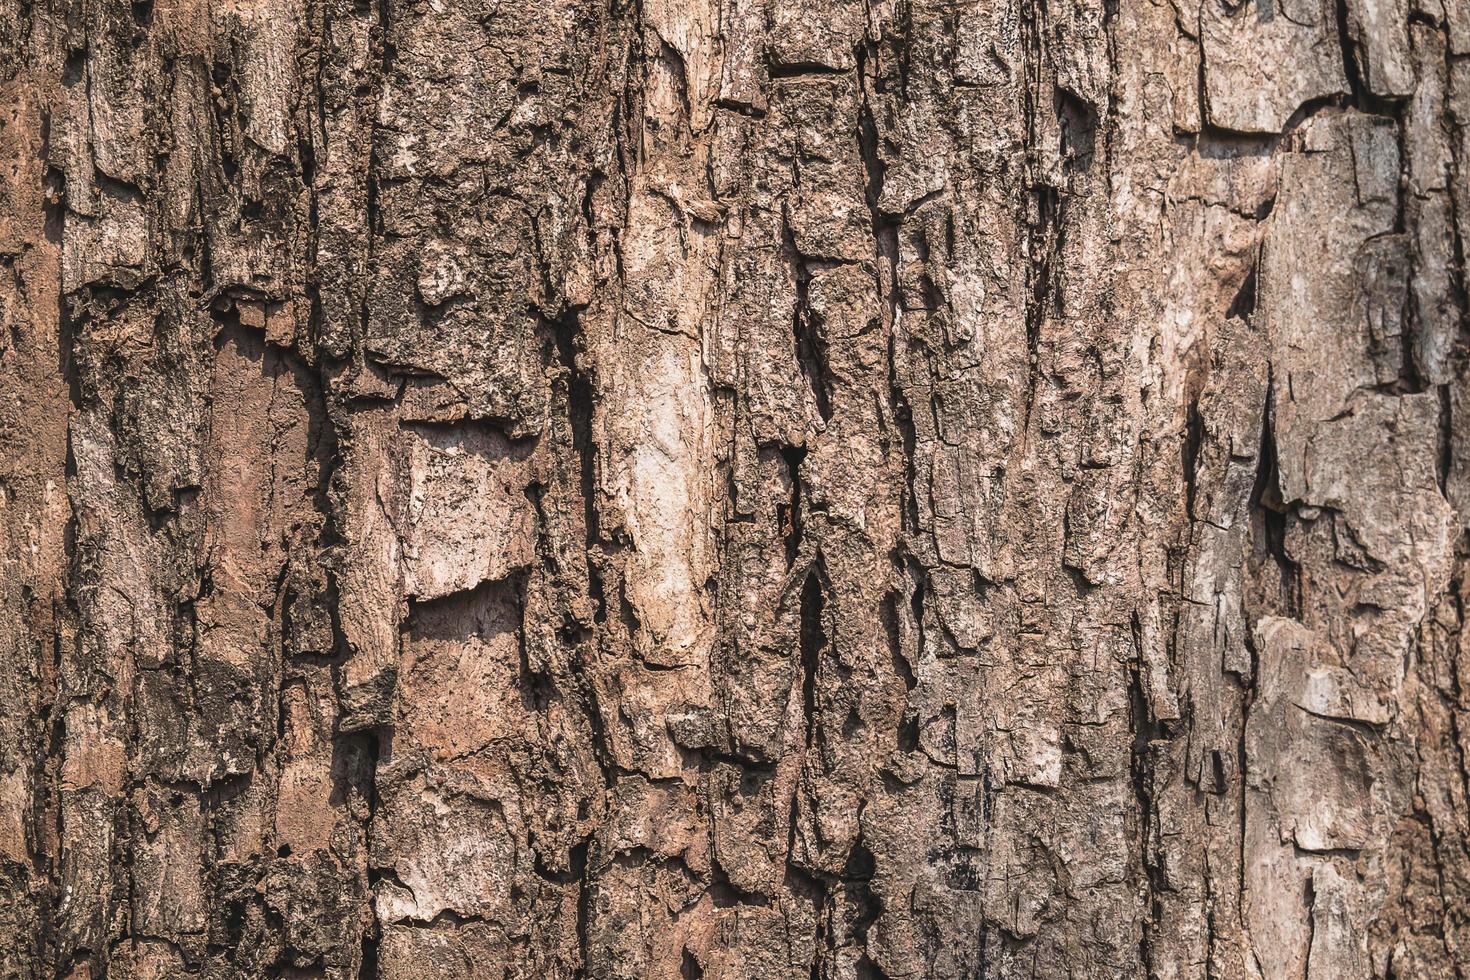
1,0,1468,977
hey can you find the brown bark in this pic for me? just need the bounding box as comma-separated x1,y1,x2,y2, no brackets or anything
1,0,1468,977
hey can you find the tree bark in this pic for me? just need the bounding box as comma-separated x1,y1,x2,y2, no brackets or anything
1,0,1468,977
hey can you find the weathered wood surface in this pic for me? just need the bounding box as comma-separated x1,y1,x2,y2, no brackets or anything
1,0,1468,976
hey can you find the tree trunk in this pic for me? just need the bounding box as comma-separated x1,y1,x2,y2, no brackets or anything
1,0,1468,977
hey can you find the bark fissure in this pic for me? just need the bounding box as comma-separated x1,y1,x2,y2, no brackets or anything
3,0,1469,976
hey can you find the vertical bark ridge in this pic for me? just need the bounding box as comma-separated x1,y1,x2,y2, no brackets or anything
1,0,1468,977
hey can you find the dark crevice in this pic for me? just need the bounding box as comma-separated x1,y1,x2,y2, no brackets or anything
513,571,555,712
1249,381,1300,617
62,49,85,87
683,742,780,771
857,39,919,558
888,372,920,534
767,60,848,80
551,304,599,550
1181,125,1279,159
546,296,612,806
854,955,892,979
654,37,692,131
798,564,828,751
855,39,899,299
859,34,927,799
347,727,386,979
1023,183,1059,433
1333,0,1410,119
783,860,829,977
1055,86,1098,172
901,570,925,756
1182,395,1204,520
1185,93,1351,162
1128,610,1165,979
574,846,596,980
42,162,65,247
780,444,807,569
793,289,833,424
1437,384,1452,498
1302,874,1318,979
357,925,379,980
1019,0,1062,437
845,838,884,978
534,840,589,886
708,860,771,908
882,582,918,754
211,54,242,184
781,208,835,423
1281,93,1354,134
1227,264,1257,321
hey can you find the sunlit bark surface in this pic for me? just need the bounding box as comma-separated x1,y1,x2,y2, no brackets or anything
2,0,1469,976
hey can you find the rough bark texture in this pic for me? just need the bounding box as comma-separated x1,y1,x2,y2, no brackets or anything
1,0,1469,977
